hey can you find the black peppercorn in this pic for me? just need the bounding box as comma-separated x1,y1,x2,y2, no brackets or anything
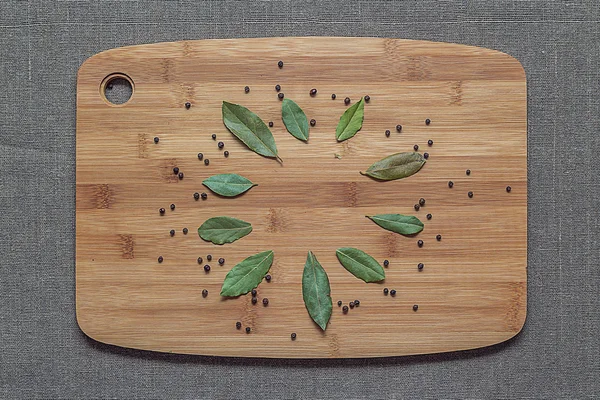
331,94,336,100
337,300,342,307
448,181,454,188
275,84,281,92
349,301,355,309
278,93,284,100
173,167,179,174
265,274,272,282
413,304,418,311
218,258,225,265
342,305,349,313
278,60,283,68
468,191,474,198
263,298,269,306
170,203,175,210
466,169,471,176
344,97,350,105
436,234,441,241
158,256,163,263
364,95,370,102
224,151,229,157
252,297,257,305
212,134,216,140
354,299,360,307
310,88,317,96
178,172,184,180
236,321,242,329
385,130,390,137
197,257,203,264
414,144,419,151
310,119,316,127
246,327,251,333
426,213,432,220
424,153,429,159
268,121,273,127
383,259,389,267
390,289,396,296
194,192,200,200
251,289,257,297
419,198,426,206
159,208,165,215
183,228,188,235
204,159,209,166
202,289,208,297
197,153,203,160
383,288,389,295
414,204,420,211
207,255,212,261
201,192,207,200
425,118,431,125
218,141,224,149
418,263,424,270
170,229,175,236
506,186,512,192
418,240,424,247
396,124,402,132
185,102,191,109
244,86,250,93
154,137,159,144
204,265,210,272
291,333,297,340
428,139,433,146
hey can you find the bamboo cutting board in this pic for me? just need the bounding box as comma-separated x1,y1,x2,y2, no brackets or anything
76,37,527,358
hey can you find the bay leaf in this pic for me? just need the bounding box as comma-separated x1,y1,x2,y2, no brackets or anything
222,101,281,161
281,98,309,141
220,250,274,297
302,251,332,331
202,173,257,197
198,216,252,245
360,152,425,181
336,247,385,283
336,97,365,142
366,214,424,235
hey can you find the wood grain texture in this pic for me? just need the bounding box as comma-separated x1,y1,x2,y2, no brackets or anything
76,37,527,358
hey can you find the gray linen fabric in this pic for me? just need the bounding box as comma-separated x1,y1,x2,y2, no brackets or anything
1,1,599,399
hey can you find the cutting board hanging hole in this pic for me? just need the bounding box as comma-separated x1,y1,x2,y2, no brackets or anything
100,73,134,106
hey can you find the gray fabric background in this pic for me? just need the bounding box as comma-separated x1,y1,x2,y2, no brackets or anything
1,1,598,399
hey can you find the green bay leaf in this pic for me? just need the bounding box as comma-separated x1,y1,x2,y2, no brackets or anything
367,214,424,236
220,250,274,297
336,247,385,283
202,173,257,197
360,152,425,181
281,98,309,141
222,101,281,161
198,216,252,245
302,251,332,331
336,97,365,142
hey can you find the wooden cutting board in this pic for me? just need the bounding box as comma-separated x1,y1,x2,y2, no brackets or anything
76,37,527,358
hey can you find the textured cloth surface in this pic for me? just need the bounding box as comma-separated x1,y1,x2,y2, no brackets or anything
1,1,599,399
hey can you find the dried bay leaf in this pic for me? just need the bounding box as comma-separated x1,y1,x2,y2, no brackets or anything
198,216,252,245
336,97,365,142
336,247,385,283
302,251,332,330
220,250,274,297
360,152,425,181
202,173,257,197
281,98,309,142
366,214,424,235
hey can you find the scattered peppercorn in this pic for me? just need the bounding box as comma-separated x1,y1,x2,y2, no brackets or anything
448,181,454,188
310,88,317,96
426,213,432,220
158,256,163,263
207,255,212,261
224,151,229,157
173,167,179,174
436,234,441,241
425,118,431,125
159,208,165,215
265,274,272,282
414,144,419,151
413,304,419,311
278,60,283,68
428,139,433,146
418,240,424,247
396,124,402,132
218,141,224,149
342,305,349,313
236,321,242,329
244,86,250,93
202,289,208,297
418,263,424,270
212,134,216,140
204,265,210,272
252,297,258,305
201,193,207,200
251,289,257,297
275,84,281,92
278,93,284,100
385,129,391,137
291,333,297,340
337,300,342,307
197,153,203,160
383,288,389,295
390,289,397,296
263,298,269,306
268,121,273,127
218,258,225,265
349,301,355,309
344,97,350,105
331,94,336,100
414,204,420,211
364,95,370,102
170,203,175,210
506,186,512,192
383,259,389,267
466,169,471,176
419,198,426,206
310,119,316,126
178,172,184,180
154,137,159,144
468,191,474,198
197,257,203,264
354,299,360,307
170,229,175,236
194,192,200,200
204,159,210,166
183,228,188,235
185,102,191,109
424,153,429,159
246,327,251,333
